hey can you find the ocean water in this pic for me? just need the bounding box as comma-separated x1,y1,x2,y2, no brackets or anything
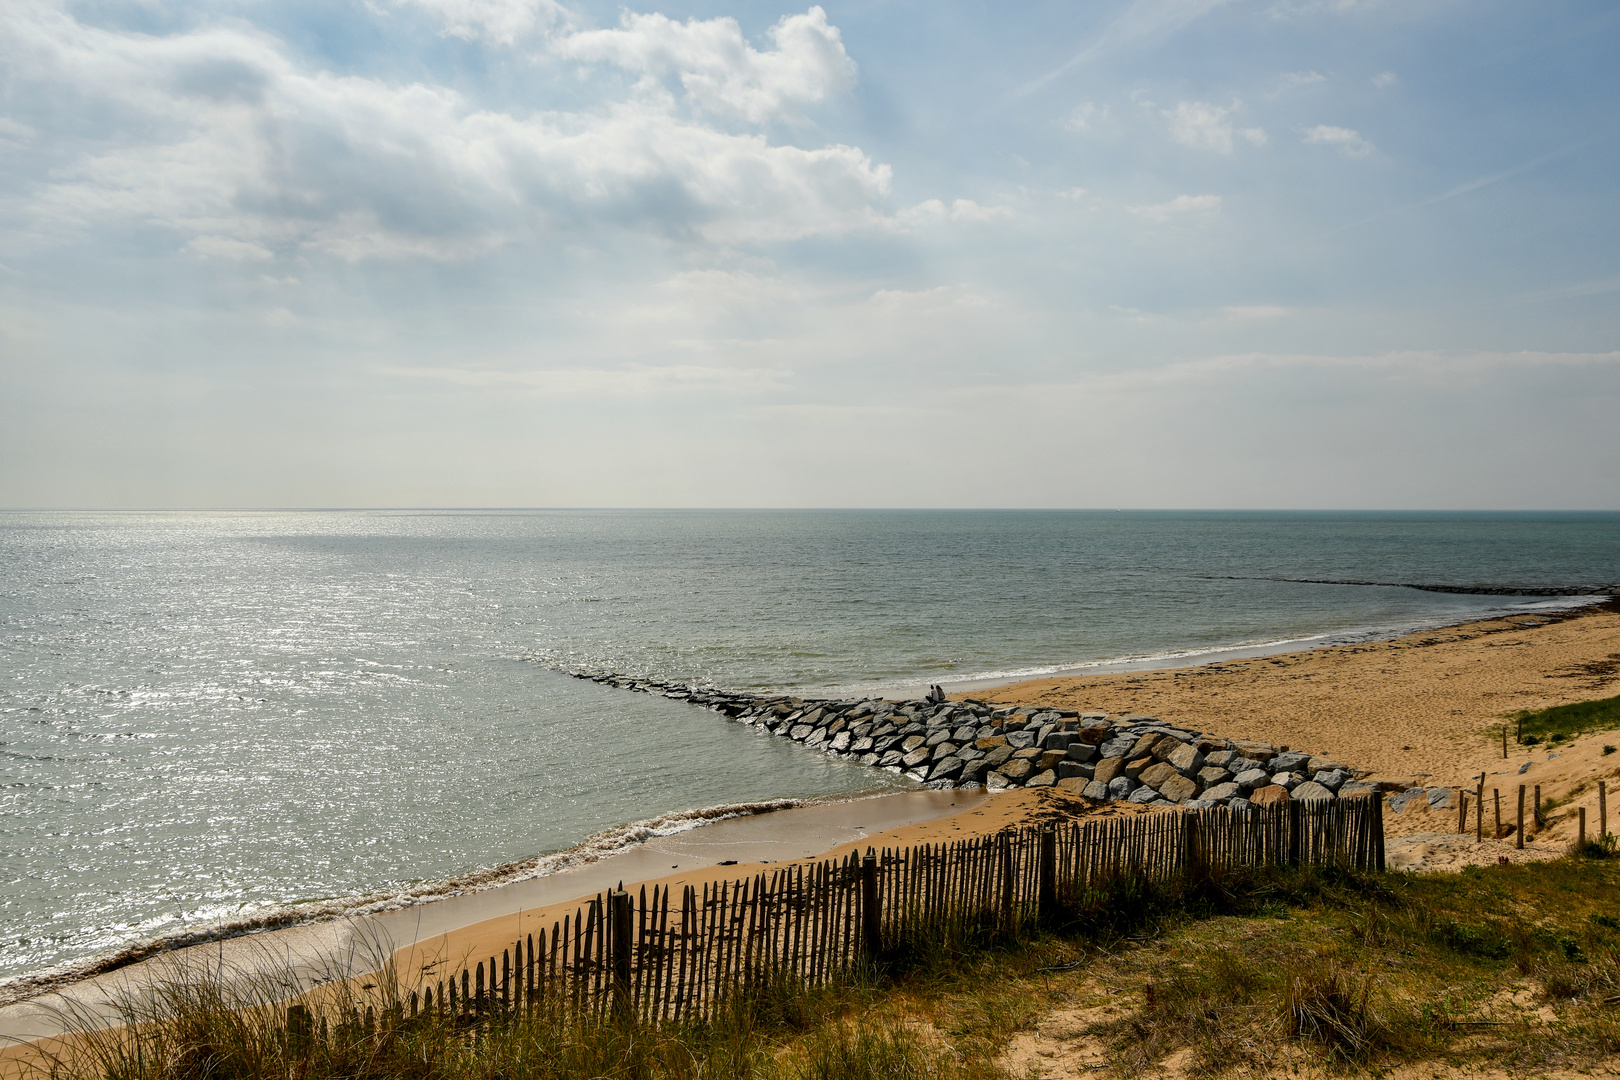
2,509,1617,984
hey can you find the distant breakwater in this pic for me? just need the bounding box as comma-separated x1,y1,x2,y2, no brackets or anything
560,669,1376,810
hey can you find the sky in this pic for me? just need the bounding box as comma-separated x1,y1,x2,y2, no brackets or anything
1,0,1617,509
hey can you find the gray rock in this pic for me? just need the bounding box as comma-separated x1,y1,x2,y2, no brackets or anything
850,736,874,753
1083,780,1110,800
952,724,979,743
1166,743,1206,775
858,753,880,766
790,724,812,741
1000,758,1036,782
1271,771,1301,790
901,735,927,753
1196,766,1233,787
1058,761,1094,780
1271,751,1310,773
829,731,851,753
1314,768,1349,792
1042,731,1075,751
1184,799,1217,810
1235,768,1270,790
1387,788,1422,813
901,748,932,769
956,745,984,762
930,757,965,782
1202,782,1242,802
1026,769,1057,788
1338,781,1380,799
1005,729,1037,750
1128,786,1159,804
1292,780,1335,802
1158,774,1199,802
1518,762,1533,774
1425,786,1455,809
1204,749,1238,768
983,745,1016,768
1229,797,1252,812
1100,737,1135,758
960,759,991,784
1108,775,1136,799
925,728,951,748
1066,743,1098,764
804,727,828,748
932,742,958,761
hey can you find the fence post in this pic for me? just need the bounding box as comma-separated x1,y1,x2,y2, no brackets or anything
1038,828,1057,924
1288,801,1303,868
1602,780,1609,839
1516,785,1525,850
861,852,880,959
287,1004,311,1055
1000,832,1015,934
1372,794,1386,871
1182,811,1202,879
1579,807,1587,850
610,889,632,1023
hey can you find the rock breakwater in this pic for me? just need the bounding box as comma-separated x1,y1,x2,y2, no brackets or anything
563,670,1374,809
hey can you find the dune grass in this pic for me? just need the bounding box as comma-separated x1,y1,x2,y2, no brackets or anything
1514,692,1620,745
24,856,1620,1080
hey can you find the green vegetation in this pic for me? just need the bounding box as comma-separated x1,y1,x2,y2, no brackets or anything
1514,692,1620,744
31,859,1620,1080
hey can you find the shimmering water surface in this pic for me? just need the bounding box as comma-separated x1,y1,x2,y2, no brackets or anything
2,510,1617,982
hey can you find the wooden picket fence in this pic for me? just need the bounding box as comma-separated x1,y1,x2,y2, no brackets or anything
392,796,1384,1027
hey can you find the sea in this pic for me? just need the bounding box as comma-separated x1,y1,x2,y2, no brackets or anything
2,509,1617,987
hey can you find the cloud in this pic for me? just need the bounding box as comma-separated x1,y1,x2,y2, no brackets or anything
1303,124,1375,157
1018,0,1241,95
1279,70,1326,90
1166,100,1266,153
556,6,855,124
1128,193,1222,222
186,236,275,261
1371,71,1398,89
1060,101,1103,132
397,0,565,45
899,198,1012,226
1,2,890,260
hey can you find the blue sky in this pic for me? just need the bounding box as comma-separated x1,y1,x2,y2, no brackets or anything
2,0,1617,508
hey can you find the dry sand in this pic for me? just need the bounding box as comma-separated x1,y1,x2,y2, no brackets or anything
977,598,1620,859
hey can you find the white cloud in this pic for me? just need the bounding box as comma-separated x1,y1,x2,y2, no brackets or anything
1165,100,1266,153
1060,101,1103,132
1371,71,1398,89
397,0,564,45
186,236,275,261
869,285,991,312
899,198,1012,226
1128,193,1222,222
1304,124,1374,158
556,6,855,125
1279,70,1326,90
1,2,890,260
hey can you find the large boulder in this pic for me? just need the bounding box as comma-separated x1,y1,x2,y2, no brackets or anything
959,759,991,784
1139,761,1182,790
1038,749,1067,771
829,731,851,753
983,745,1016,769
1005,729,1038,750
1076,725,1110,745
1250,784,1291,807
932,742,958,761
925,728,951,747
1093,757,1126,785
902,748,932,770
1124,755,1155,780
1291,780,1334,802
1314,768,1349,792
1205,749,1239,768
1066,743,1099,764
985,772,1013,791
1026,770,1057,788
901,734,927,753
1270,771,1301,790
930,757,965,782
1057,761,1092,780
1083,780,1110,800
1231,741,1276,762
976,735,1007,750
1202,781,1242,802
1055,776,1089,795
1197,765,1232,787
790,724,813,741
1166,742,1205,775
1158,774,1199,803
1107,775,1136,799
1234,768,1271,790
1127,786,1159,804
1271,751,1311,773
1000,758,1036,782
952,724,979,743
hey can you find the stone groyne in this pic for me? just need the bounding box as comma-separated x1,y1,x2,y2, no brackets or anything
563,670,1375,809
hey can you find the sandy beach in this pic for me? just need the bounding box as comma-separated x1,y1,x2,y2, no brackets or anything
8,597,1620,1060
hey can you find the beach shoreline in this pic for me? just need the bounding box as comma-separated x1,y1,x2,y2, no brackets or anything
8,595,1620,1050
